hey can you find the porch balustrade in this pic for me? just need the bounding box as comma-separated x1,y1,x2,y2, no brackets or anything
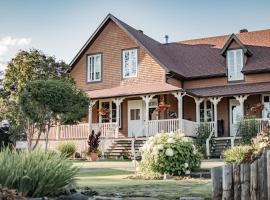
147,119,179,136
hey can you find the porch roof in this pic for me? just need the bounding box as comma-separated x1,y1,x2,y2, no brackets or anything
86,83,182,99
186,81,270,97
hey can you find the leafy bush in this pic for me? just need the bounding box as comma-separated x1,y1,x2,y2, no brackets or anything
0,148,78,197
223,145,255,163
139,132,201,176
194,123,211,157
237,117,259,144
57,142,76,158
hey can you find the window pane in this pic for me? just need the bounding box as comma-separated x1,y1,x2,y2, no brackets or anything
130,109,135,120
135,109,140,120
227,50,243,81
87,54,102,82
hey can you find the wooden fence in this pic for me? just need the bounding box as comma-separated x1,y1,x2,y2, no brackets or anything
211,148,270,200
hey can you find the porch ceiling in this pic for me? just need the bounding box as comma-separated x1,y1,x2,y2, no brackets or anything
186,81,270,97
86,83,183,99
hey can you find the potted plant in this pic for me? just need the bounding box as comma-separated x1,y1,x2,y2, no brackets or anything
87,130,101,161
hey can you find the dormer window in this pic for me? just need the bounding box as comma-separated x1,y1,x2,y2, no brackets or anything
227,49,244,81
122,48,138,78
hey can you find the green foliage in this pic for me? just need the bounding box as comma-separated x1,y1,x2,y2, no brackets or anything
223,145,254,163
237,117,259,145
0,148,78,197
194,123,211,157
139,132,201,176
57,142,76,158
4,49,72,99
19,79,89,126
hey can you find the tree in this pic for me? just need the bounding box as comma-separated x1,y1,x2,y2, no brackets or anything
19,79,89,151
0,49,74,148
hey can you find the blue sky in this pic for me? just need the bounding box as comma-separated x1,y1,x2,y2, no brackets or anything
0,0,269,70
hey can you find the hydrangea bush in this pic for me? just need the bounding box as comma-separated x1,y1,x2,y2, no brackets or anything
139,132,201,176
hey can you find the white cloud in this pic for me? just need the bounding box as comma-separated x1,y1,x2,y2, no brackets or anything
0,36,31,71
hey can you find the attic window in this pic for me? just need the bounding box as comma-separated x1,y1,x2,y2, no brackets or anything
122,48,138,78
227,49,244,81
87,54,102,82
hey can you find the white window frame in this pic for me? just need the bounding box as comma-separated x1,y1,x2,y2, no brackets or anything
262,94,270,119
87,54,102,82
227,49,244,81
98,100,122,128
122,48,138,78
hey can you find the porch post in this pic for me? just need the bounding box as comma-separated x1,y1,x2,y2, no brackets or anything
112,97,125,138
172,92,186,132
234,95,249,118
89,100,97,133
209,97,222,137
194,97,204,123
141,95,154,138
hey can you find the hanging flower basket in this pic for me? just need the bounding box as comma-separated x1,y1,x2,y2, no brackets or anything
250,103,264,114
155,102,171,113
97,108,110,117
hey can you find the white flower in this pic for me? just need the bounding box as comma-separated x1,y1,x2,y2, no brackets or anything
157,144,164,151
169,132,175,138
165,148,174,157
185,170,190,175
179,133,185,137
184,163,189,168
167,138,175,144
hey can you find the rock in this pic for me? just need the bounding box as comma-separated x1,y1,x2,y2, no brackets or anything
57,193,89,200
179,197,203,200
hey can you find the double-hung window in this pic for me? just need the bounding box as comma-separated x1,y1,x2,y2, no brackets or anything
122,48,138,78
87,54,101,82
227,49,244,81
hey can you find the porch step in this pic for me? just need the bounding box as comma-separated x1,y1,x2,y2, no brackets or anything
209,137,241,158
103,138,146,159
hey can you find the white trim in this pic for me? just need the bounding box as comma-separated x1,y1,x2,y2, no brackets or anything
122,48,138,78
87,54,101,82
262,94,270,119
227,49,244,81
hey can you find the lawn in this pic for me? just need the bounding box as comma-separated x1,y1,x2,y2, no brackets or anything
73,160,221,200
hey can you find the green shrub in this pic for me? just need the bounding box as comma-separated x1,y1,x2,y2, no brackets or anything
223,145,254,163
194,123,211,157
57,142,76,158
0,148,78,197
139,132,201,176
237,117,259,145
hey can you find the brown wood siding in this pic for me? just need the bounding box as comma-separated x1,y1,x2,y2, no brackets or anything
183,96,196,121
166,77,182,88
70,20,166,91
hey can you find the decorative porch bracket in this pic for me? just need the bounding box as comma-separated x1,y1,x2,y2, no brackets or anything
172,92,186,132
209,97,223,137
141,95,155,138
234,95,249,118
194,97,204,123
89,100,97,133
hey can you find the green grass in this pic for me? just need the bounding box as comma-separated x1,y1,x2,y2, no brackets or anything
74,161,212,200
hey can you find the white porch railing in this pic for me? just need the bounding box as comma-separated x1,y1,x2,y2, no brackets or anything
205,121,216,157
182,119,199,137
147,119,179,136
59,123,89,139
91,122,118,138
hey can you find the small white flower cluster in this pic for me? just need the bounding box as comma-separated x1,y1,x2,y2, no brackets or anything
165,148,174,156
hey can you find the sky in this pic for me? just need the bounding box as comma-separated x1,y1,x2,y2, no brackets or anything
0,0,270,71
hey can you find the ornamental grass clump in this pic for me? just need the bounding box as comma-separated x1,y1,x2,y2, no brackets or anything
57,141,76,158
0,148,78,197
139,132,201,176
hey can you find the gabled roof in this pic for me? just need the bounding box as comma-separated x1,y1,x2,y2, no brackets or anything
69,14,270,79
69,14,176,76
220,34,252,57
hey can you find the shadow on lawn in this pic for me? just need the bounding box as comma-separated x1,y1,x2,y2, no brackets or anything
76,167,134,177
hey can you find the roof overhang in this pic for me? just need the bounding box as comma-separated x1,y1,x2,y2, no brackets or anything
86,83,183,99
186,82,270,98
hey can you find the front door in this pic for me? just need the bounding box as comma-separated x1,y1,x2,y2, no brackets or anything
229,99,241,136
128,100,144,137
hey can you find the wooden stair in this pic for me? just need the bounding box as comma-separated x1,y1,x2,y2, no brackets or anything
103,138,146,159
210,137,240,158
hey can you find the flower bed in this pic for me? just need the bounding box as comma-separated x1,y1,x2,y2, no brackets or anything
139,132,201,176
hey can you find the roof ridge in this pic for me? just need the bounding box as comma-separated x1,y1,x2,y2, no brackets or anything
178,28,270,43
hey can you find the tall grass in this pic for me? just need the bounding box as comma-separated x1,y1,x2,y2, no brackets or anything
0,148,78,197
57,141,76,158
